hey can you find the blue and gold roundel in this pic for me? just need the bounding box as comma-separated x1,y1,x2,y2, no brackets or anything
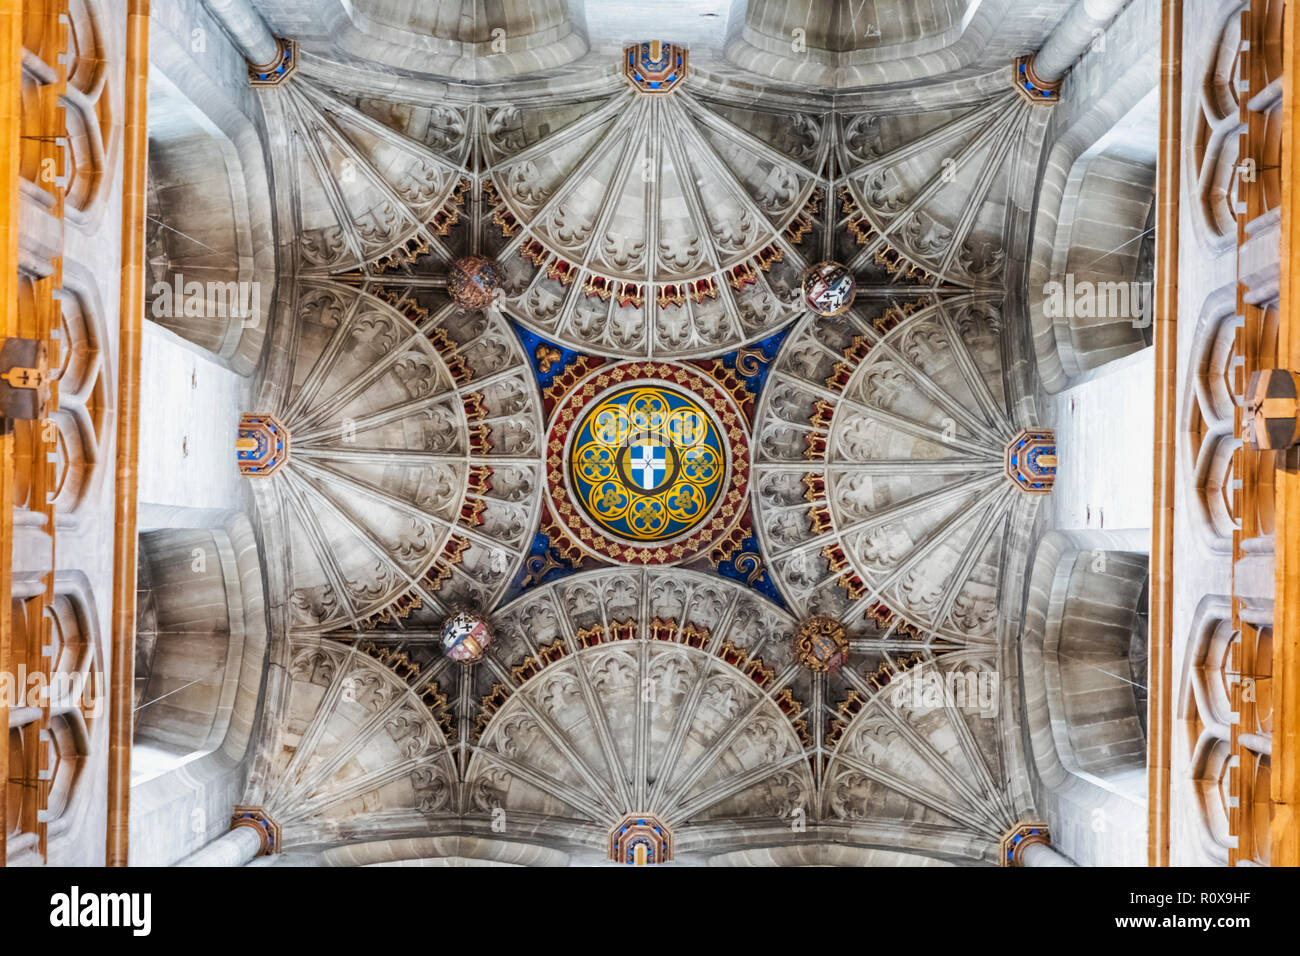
569,386,726,542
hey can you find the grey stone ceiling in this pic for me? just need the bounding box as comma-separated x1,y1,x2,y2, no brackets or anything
230,1,1070,865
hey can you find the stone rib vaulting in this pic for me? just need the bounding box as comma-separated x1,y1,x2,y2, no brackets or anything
2,0,1297,874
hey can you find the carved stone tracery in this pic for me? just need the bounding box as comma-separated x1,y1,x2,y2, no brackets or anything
240,38,1055,865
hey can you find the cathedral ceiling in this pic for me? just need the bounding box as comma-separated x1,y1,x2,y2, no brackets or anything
726,0,1076,88
754,296,1015,643
244,0,1075,87
256,571,1013,862
480,86,825,357
266,283,543,629
245,0,589,80
242,25,1051,864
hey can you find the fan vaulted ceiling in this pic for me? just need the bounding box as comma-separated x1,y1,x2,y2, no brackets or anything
235,3,1056,866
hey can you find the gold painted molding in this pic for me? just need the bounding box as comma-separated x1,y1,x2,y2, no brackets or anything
1148,0,1182,868
0,0,21,867
1272,0,1300,868
105,0,149,868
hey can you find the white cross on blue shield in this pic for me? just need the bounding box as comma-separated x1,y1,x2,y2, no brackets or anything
629,445,666,490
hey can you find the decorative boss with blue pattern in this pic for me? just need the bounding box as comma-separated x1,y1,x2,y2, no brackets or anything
236,412,290,478
570,386,725,543
609,813,672,865
623,40,688,95
1005,428,1057,494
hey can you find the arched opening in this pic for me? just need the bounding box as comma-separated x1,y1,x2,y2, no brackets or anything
128,513,269,866
253,0,587,80
724,0,1021,89
1019,530,1150,866
144,71,273,375
131,518,265,779
1030,85,1159,392
1050,549,1149,787
133,528,241,772
1048,146,1156,372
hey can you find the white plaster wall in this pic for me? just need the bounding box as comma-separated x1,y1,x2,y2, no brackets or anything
136,321,250,514
1045,344,1155,537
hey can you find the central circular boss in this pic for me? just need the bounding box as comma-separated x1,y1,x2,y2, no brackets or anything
569,386,726,542
546,361,750,565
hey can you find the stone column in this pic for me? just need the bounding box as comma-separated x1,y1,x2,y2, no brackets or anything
1031,0,1129,85
177,825,263,867
177,805,280,866
1020,841,1076,867
204,0,279,68
1000,821,1076,866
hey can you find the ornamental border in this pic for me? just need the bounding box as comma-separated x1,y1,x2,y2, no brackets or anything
783,301,1012,644
545,361,750,565
569,385,727,542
